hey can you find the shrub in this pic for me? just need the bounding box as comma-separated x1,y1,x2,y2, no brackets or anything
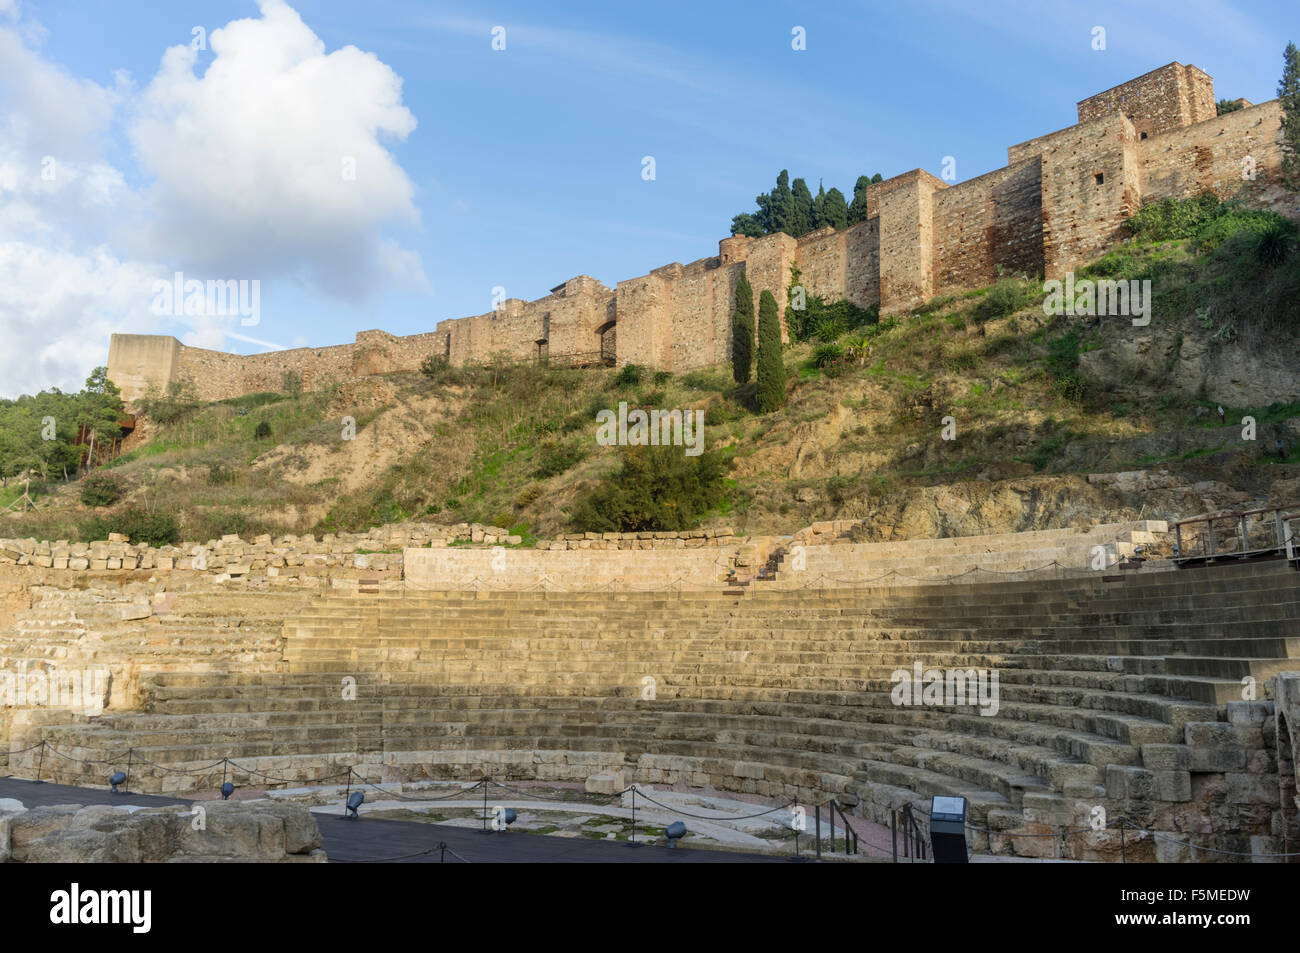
813,342,844,368
206,463,237,485
1256,220,1296,266
974,278,1033,322
614,364,645,387
136,378,201,426
1124,193,1288,252
81,506,180,546
533,440,588,479
571,444,730,532
789,296,876,342
281,370,303,397
79,470,125,507
253,421,272,440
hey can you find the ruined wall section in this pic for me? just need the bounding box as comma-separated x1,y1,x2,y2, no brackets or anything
931,157,1044,293
106,334,181,405
175,339,356,401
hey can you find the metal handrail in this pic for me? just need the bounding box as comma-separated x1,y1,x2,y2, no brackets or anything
814,799,859,858
1172,503,1300,565
892,803,929,862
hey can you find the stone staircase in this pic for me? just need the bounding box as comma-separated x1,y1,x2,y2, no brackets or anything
8,558,1297,860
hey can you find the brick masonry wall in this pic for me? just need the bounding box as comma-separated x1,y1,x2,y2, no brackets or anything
1139,100,1286,207
107,63,1293,405
932,158,1044,292
1077,62,1215,140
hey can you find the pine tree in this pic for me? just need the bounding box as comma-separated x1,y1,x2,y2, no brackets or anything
821,187,849,229
755,290,786,412
731,272,755,384
1280,42,1300,190
790,178,814,236
730,212,764,237
847,175,872,224
812,182,827,230
75,367,124,472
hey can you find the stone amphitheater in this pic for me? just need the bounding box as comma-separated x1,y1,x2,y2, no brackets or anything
1,516,1298,862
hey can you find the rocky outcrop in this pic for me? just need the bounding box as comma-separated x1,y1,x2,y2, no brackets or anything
0,800,324,863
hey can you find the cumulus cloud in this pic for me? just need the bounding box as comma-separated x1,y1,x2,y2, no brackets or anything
128,0,425,299
0,0,426,399
0,243,160,397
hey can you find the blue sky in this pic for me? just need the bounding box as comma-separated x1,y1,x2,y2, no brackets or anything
0,0,1295,396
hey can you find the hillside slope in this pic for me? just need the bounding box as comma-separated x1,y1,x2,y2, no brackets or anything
3,199,1299,546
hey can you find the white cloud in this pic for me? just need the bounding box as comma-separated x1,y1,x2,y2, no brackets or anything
128,0,425,299
0,242,161,397
0,1,427,399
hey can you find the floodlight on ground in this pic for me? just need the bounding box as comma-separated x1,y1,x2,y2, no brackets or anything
220,782,234,800
499,808,517,830
665,821,686,849
345,791,364,820
109,771,126,794
928,795,968,863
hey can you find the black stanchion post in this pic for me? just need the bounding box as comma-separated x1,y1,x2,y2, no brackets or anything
1121,823,1126,863
479,775,490,834
891,810,897,862
124,747,132,793
34,740,45,784
628,785,639,847
815,804,821,861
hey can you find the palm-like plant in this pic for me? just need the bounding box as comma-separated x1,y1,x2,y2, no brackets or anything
1256,221,1295,266
813,342,844,368
844,336,872,366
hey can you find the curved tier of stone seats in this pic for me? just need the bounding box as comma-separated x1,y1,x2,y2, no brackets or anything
9,559,1296,859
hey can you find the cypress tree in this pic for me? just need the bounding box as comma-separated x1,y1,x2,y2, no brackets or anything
761,170,795,235
1280,42,1300,190
755,290,785,412
821,187,849,229
847,175,871,224
731,272,755,384
790,178,814,236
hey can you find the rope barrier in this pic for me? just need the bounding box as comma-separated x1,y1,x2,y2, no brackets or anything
353,776,488,802
9,739,1299,859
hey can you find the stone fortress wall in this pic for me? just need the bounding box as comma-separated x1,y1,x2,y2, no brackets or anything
107,63,1289,405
